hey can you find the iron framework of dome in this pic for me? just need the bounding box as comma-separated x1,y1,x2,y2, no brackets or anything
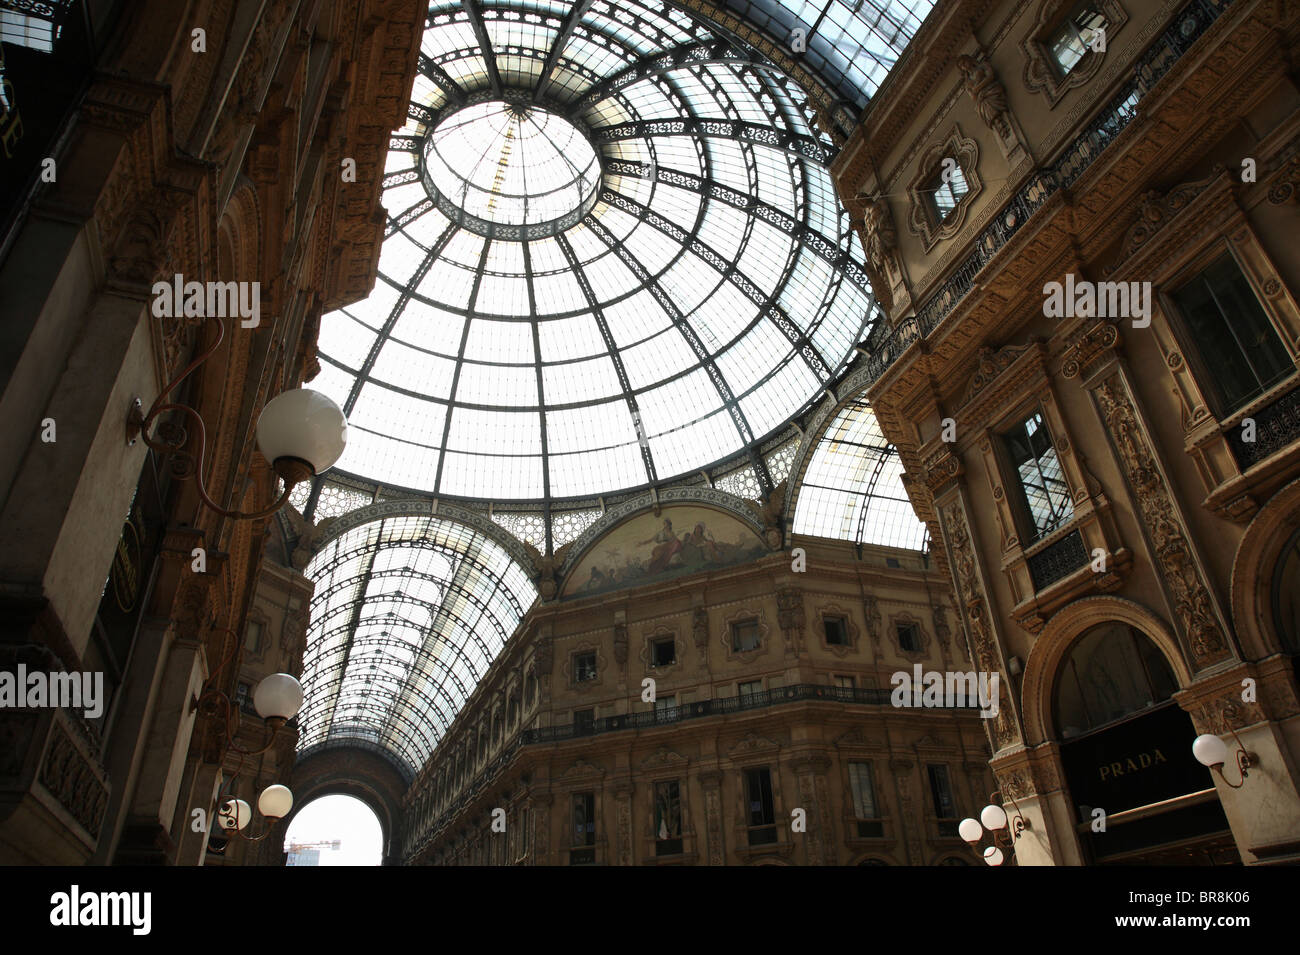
302,0,938,518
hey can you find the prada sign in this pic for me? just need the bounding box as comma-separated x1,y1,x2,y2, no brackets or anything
1061,702,1201,812
1060,701,1229,860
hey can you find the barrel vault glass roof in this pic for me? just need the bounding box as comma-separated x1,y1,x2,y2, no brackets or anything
299,514,537,775
792,397,927,550
717,0,935,110
305,0,939,506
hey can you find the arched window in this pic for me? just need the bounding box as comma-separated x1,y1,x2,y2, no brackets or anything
1273,525,1300,654
1054,623,1177,738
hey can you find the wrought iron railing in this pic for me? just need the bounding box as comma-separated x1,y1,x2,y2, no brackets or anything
1027,529,1090,591
1227,386,1300,471
867,0,1231,380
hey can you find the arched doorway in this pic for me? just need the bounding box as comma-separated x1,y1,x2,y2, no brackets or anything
1053,623,1236,864
283,795,384,866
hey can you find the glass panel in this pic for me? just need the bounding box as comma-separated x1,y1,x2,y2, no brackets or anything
1003,410,1074,541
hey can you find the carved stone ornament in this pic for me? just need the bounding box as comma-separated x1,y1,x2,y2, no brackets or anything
692,607,709,650
908,127,982,251
955,54,1021,156
1021,0,1128,106
1092,378,1229,665
1061,320,1122,380
613,623,628,665
922,446,963,492
1104,172,1222,274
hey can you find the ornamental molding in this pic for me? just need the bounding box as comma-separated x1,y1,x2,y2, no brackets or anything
726,732,781,760
1091,375,1232,667
639,748,690,772
1103,171,1224,275
907,125,982,252
1061,320,1123,381
1020,0,1128,106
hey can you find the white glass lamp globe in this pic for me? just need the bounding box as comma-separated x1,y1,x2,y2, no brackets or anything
255,388,348,476
1193,733,1228,768
981,804,1009,831
958,817,983,843
258,784,294,819
253,673,303,721
219,798,251,831
983,845,1004,867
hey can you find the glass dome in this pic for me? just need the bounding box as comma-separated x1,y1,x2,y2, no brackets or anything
310,0,883,504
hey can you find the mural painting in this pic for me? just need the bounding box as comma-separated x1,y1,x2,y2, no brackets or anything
562,506,766,598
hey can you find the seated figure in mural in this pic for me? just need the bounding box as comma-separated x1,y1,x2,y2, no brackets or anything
641,518,684,573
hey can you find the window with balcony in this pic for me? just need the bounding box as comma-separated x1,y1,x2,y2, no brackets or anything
573,708,594,735
1168,253,1292,417
848,761,883,838
654,780,683,856
834,674,856,689
738,680,762,700
654,695,676,722
745,767,777,846
1003,410,1074,542
927,764,959,837
570,792,595,864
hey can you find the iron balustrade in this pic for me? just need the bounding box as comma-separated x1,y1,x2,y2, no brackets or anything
1227,387,1300,471
1026,529,1090,591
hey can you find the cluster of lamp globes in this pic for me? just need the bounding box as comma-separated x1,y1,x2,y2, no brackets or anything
216,673,303,833
958,804,1013,866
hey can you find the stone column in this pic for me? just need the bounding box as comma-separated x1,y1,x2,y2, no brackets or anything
699,770,725,865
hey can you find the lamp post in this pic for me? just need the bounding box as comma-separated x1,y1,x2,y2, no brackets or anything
126,315,347,520
959,792,1028,865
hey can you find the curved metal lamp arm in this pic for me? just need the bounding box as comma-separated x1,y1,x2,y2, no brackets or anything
126,315,310,520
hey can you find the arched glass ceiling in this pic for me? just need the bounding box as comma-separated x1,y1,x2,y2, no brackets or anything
717,0,935,110
299,515,536,776
792,397,927,550
309,0,884,504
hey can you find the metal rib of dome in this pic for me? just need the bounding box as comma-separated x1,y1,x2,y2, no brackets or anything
309,0,889,504
300,514,537,776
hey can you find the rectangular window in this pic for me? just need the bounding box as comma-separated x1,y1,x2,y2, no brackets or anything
573,651,597,682
650,637,676,668
244,620,262,655
849,761,883,837
738,679,762,700
745,767,777,846
928,764,959,837
572,792,595,851
1048,2,1108,77
896,623,921,653
654,780,683,856
731,619,761,652
823,616,849,646
834,674,855,689
573,708,594,734
1003,410,1074,541
1170,253,1292,416
654,695,676,721
925,161,969,224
